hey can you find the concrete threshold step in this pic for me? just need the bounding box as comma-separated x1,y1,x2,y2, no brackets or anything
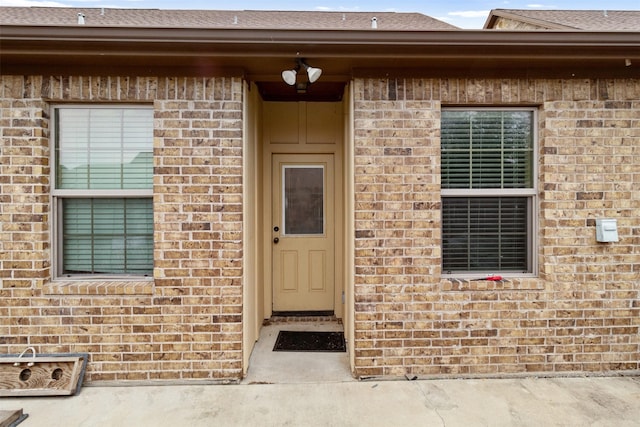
266,313,342,324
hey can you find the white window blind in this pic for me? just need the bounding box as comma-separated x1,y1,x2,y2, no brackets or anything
441,110,533,189
54,107,154,277
62,198,153,274
441,110,535,274
56,109,153,189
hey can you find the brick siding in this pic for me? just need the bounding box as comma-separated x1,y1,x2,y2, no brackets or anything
0,76,244,382
1,75,639,382
352,78,640,377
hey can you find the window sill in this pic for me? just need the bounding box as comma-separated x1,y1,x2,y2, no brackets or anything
441,277,544,291
43,279,154,296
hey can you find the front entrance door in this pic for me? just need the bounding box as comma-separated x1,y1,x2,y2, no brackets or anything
272,154,335,312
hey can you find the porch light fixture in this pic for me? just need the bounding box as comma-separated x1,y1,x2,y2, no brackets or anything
281,69,297,85
281,58,322,86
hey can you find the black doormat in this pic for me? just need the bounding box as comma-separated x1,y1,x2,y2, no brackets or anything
273,331,346,352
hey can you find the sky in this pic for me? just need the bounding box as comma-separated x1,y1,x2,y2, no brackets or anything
3,0,640,28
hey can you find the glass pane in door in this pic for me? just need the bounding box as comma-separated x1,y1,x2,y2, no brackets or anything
283,165,324,235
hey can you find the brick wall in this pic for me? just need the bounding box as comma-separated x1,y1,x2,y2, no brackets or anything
1,74,639,382
352,78,640,377
0,75,244,382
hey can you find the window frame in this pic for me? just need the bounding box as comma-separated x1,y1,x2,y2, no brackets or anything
51,104,154,280
281,164,326,237
440,107,538,278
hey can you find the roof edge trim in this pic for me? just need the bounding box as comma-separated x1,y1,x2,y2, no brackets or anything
2,25,640,47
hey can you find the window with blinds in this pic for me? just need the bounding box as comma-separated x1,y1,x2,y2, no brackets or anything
441,109,535,275
53,107,154,277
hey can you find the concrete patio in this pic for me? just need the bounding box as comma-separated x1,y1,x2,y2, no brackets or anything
2,322,639,426
2,375,639,426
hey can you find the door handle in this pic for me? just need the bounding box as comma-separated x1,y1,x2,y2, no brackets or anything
273,237,279,244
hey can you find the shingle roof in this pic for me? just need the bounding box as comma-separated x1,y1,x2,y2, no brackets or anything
0,7,458,30
485,9,640,31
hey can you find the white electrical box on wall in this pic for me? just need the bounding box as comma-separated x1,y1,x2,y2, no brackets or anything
595,218,618,242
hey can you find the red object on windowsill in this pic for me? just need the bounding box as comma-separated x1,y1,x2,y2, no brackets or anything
471,275,503,281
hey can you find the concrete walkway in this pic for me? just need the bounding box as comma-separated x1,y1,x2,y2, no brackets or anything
2,376,639,426
242,320,351,384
